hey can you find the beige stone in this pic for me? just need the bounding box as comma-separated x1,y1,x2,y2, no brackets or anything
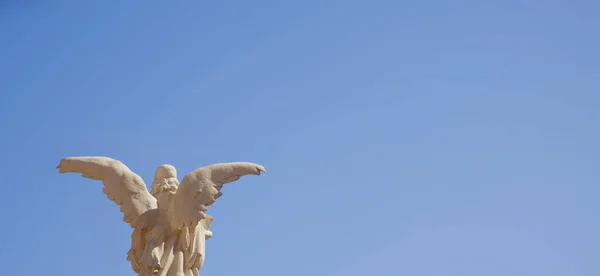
56,156,266,276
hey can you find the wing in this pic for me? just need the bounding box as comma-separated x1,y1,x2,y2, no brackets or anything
170,162,265,228
56,156,158,228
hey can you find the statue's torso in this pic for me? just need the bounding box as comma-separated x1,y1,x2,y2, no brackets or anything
129,192,207,276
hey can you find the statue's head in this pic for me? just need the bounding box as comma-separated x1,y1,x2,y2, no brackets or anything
150,164,179,195
154,164,177,179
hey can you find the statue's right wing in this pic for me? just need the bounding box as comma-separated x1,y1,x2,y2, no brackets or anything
57,156,158,228
170,162,265,229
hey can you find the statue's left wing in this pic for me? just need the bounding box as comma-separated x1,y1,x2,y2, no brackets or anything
56,156,158,228
170,162,265,229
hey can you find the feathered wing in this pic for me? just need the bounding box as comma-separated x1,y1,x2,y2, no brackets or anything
170,162,266,229
56,156,158,228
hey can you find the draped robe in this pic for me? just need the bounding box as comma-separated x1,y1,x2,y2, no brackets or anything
127,192,212,276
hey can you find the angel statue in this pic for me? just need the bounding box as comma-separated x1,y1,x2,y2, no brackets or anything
56,156,266,276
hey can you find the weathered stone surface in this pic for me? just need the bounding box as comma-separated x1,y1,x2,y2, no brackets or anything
57,156,265,275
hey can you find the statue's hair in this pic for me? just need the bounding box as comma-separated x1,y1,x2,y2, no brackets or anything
150,177,179,195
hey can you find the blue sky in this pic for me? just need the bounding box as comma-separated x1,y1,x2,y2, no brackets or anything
1,1,599,275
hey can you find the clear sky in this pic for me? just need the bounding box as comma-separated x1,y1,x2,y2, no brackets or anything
1,1,599,275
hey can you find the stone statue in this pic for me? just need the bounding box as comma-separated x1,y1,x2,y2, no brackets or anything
56,156,266,276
